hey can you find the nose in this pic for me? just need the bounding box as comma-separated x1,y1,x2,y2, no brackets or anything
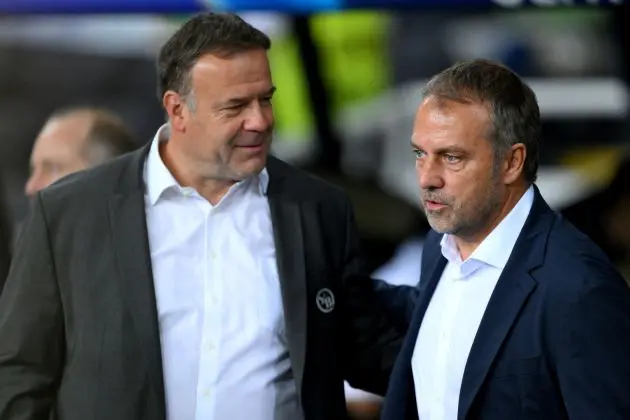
243,102,272,133
416,158,445,191
24,172,47,197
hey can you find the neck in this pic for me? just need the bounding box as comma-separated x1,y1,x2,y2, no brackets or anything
160,140,236,205
196,180,236,206
455,183,529,260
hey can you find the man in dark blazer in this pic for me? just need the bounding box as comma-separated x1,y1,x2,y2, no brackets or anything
381,59,630,420
0,13,401,420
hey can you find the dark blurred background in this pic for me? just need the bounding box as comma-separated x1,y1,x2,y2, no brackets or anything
0,3,628,417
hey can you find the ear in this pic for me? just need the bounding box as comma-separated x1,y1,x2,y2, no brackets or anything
163,91,188,133
503,143,526,185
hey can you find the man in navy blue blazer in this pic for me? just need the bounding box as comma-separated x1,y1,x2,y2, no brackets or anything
380,59,630,420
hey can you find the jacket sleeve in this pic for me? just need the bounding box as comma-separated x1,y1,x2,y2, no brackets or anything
339,199,404,396
0,193,64,420
371,279,418,335
553,259,630,419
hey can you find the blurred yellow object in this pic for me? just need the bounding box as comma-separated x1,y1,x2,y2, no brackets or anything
268,35,315,139
311,12,390,111
269,11,390,141
561,145,625,188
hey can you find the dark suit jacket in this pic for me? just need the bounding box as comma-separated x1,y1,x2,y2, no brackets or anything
0,145,402,420
0,184,11,292
381,187,630,420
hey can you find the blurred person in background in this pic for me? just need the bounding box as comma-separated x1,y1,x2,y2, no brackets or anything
381,59,630,420
25,106,137,197
0,107,136,294
0,13,401,420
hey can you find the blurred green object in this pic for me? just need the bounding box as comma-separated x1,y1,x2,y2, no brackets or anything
311,12,391,111
270,11,391,140
269,33,315,139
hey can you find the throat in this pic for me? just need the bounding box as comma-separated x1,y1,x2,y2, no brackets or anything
159,141,237,205
454,238,481,262
197,180,237,205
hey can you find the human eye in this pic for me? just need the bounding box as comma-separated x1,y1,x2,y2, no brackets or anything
225,103,245,111
413,148,425,159
444,154,461,163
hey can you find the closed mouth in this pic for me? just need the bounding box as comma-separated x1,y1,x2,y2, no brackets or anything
424,200,447,209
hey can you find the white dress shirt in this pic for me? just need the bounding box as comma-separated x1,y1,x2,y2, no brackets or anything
144,125,301,420
411,187,534,420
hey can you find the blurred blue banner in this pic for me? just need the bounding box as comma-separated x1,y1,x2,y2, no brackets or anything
0,0,622,14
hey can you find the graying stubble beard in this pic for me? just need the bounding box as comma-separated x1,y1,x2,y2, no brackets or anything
449,168,504,239
426,160,504,238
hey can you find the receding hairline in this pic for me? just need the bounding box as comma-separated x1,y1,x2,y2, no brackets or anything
44,107,135,162
419,93,493,123
48,106,123,126
421,85,494,111
414,93,497,149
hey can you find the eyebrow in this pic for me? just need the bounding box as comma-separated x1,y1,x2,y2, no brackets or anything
410,141,468,155
223,86,277,106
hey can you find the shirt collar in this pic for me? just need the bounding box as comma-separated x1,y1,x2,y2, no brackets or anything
440,186,535,270
144,124,269,206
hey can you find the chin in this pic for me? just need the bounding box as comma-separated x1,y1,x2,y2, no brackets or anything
429,225,450,235
427,217,455,235
235,162,265,179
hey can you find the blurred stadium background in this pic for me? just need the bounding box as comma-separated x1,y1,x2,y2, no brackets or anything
0,1,628,418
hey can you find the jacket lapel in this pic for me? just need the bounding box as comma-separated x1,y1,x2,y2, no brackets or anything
108,145,166,419
457,188,553,419
457,266,536,419
266,158,308,397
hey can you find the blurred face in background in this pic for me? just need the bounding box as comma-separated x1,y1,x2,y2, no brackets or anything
25,113,93,197
164,49,275,183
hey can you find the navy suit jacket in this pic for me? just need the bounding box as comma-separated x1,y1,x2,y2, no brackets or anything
381,187,630,420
